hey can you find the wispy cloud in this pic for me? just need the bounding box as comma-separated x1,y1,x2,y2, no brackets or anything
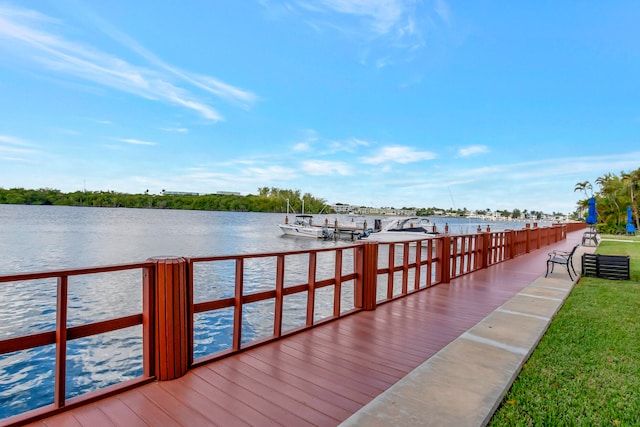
326,137,370,153
188,75,258,108
361,145,437,164
0,135,39,161
458,145,488,157
434,0,452,26
503,153,640,181
0,155,29,162
161,127,189,134
0,135,36,147
302,160,352,175
268,0,427,66
426,152,640,189
187,163,298,184
291,134,370,155
376,57,393,69
114,138,157,146
0,145,36,155
80,10,258,110
299,0,405,35
0,4,257,121
293,142,312,152
243,165,298,181
292,129,320,152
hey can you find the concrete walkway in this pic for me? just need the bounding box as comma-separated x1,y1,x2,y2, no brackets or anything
340,241,597,427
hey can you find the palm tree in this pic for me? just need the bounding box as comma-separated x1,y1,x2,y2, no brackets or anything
595,173,624,230
574,180,594,221
574,181,593,198
621,169,640,227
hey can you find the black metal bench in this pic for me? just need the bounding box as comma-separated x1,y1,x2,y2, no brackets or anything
545,244,580,280
581,253,630,280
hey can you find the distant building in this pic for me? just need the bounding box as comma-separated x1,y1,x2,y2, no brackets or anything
331,204,354,214
331,204,417,216
216,191,242,196
162,191,199,196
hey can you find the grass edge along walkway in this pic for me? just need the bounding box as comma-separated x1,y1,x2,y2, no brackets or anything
489,238,640,426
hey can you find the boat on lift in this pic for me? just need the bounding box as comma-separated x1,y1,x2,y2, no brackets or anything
359,217,439,242
278,199,333,239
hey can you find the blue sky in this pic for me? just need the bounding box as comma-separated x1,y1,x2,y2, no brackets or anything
1,1,639,214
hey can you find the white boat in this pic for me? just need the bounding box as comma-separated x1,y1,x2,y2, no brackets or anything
359,217,439,243
278,214,333,239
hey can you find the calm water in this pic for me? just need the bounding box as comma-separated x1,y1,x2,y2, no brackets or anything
0,204,542,419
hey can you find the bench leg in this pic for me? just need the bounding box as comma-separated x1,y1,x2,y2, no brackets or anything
569,259,577,277
546,260,575,280
566,263,573,281
545,260,551,277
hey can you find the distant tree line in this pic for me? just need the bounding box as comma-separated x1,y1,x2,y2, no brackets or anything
575,167,640,234
0,187,331,214
416,206,551,220
0,186,573,220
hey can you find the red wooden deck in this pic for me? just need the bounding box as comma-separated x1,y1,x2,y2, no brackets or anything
24,235,580,427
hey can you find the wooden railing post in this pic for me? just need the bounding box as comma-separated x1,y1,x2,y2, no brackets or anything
54,276,68,408
142,266,155,379
356,242,378,310
148,257,190,381
506,230,515,260
481,232,490,269
440,236,451,284
525,228,531,253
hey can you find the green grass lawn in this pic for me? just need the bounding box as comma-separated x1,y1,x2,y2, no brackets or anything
489,240,640,426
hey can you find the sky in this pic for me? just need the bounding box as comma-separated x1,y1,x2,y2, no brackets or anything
1,1,639,214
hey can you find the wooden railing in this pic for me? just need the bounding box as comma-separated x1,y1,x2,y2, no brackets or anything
0,223,581,426
0,263,156,427
188,245,363,368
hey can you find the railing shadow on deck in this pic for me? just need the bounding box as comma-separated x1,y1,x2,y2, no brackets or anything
0,222,585,426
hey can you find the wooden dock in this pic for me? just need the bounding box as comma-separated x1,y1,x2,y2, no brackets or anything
19,233,582,427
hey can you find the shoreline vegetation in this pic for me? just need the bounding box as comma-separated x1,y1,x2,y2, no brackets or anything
0,187,330,214
0,186,555,220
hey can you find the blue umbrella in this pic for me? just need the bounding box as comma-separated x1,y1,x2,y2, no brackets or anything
586,197,597,224
627,206,636,234
628,206,633,224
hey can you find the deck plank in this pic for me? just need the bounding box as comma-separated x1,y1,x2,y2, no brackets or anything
22,234,581,427
138,384,221,426
95,398,149,427
170,372,282,426
115,390,182,427
66,406,115,427
210,362,336,426
277,340,398,389
192,366,316,427
236,353,362,413
40,412,83,427
225,356,353,420
249,344,382,402
155,380,250,427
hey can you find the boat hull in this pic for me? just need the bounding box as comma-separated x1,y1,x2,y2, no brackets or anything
360,231,437,243
279,224,328,238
